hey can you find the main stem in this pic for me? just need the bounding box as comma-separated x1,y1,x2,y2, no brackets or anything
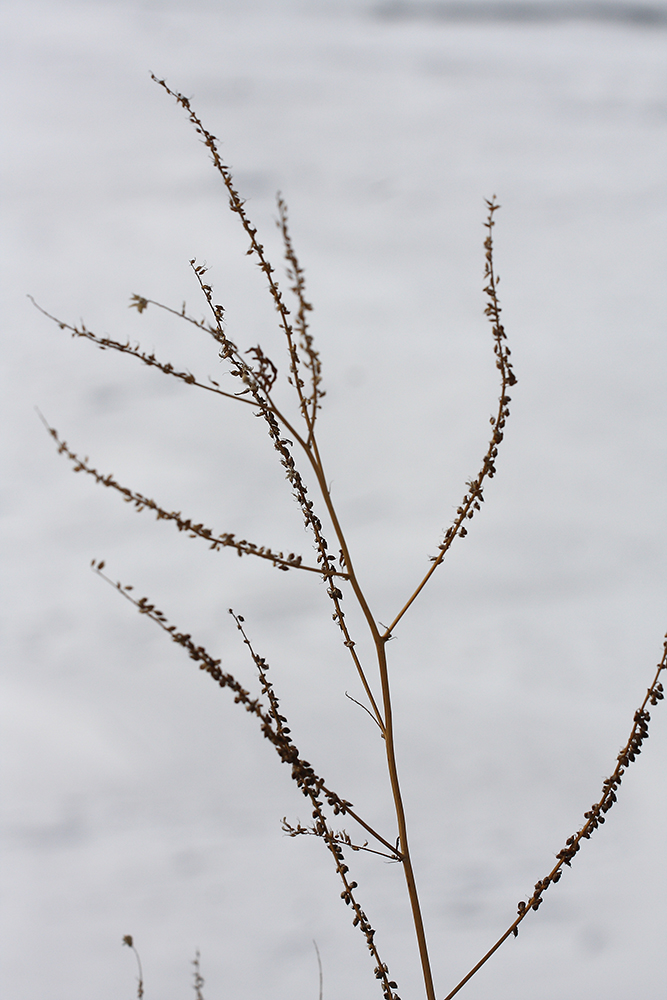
268,409,437,999
375,637,437,1000
306,436,437,1000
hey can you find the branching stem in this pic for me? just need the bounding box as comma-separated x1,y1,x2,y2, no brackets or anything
38,79,665,1000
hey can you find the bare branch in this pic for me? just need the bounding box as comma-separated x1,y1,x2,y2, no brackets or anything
282,818,400,860
98,557,402,999
227,608,402,998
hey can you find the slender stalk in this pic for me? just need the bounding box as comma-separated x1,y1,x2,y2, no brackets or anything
383,199,515,640
375,638,437,1000
442,928,514,1000
261,394,436,997
298,432,438,999
296,430,437,997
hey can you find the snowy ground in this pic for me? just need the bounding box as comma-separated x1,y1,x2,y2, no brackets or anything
1,1,666,998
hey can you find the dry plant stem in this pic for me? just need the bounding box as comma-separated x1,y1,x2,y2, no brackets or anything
230,336,436,990
273,340,436,1000
150,76,317,437
180,251,387,730
313,940,323,1000
27,297,258,408
377,637,436,1000
229,612,402,999
38,78,665,1000
93,563,398,860
384,199,515,639
122,936,144,999
36,414,337,577
192,950,205,1000
442,633,667,1000
231,291,437,995
94,562,403,998
279,425,437,997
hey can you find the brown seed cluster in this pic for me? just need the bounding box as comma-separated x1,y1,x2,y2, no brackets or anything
434,199,516,558
40,418,331,575
513,634,667,932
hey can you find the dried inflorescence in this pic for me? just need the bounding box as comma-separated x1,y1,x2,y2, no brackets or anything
37,79,665,1000
191,951,205,1000
122,935,144,1000
382,198,516,638
92,558,402,999
38,417,325,574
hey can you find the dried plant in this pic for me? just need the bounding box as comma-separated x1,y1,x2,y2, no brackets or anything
122,936,144,999
34,78,665,1000
192,950,206,1000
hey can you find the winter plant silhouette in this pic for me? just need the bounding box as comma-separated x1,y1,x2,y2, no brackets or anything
32,77,666,1000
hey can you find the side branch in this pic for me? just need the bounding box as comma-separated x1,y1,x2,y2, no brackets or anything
151,80,383,731
229,612,401,859
39,416,337,577
276,193,323,434
187,258,384,730
281,819,400,860
28,297,256,407
244,400,385,730
92,561,397,861
227,610,403,1000
153,75,316,436
96,561,403,1000
442,632,666,1000
385,198,516,638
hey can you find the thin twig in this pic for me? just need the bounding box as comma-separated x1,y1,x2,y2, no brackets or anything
91,562,397,860
122,936,144,999
276,193,323,436
152,76,316,438
313,940,323,1000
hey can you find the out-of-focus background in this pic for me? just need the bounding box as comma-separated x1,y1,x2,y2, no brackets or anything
2,1,666,998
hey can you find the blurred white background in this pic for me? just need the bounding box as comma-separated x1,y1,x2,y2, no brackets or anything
1,1,666,998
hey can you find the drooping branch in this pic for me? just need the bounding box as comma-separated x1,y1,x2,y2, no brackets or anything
228,609,403,1000
229,611,400,858
39,416,336,577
